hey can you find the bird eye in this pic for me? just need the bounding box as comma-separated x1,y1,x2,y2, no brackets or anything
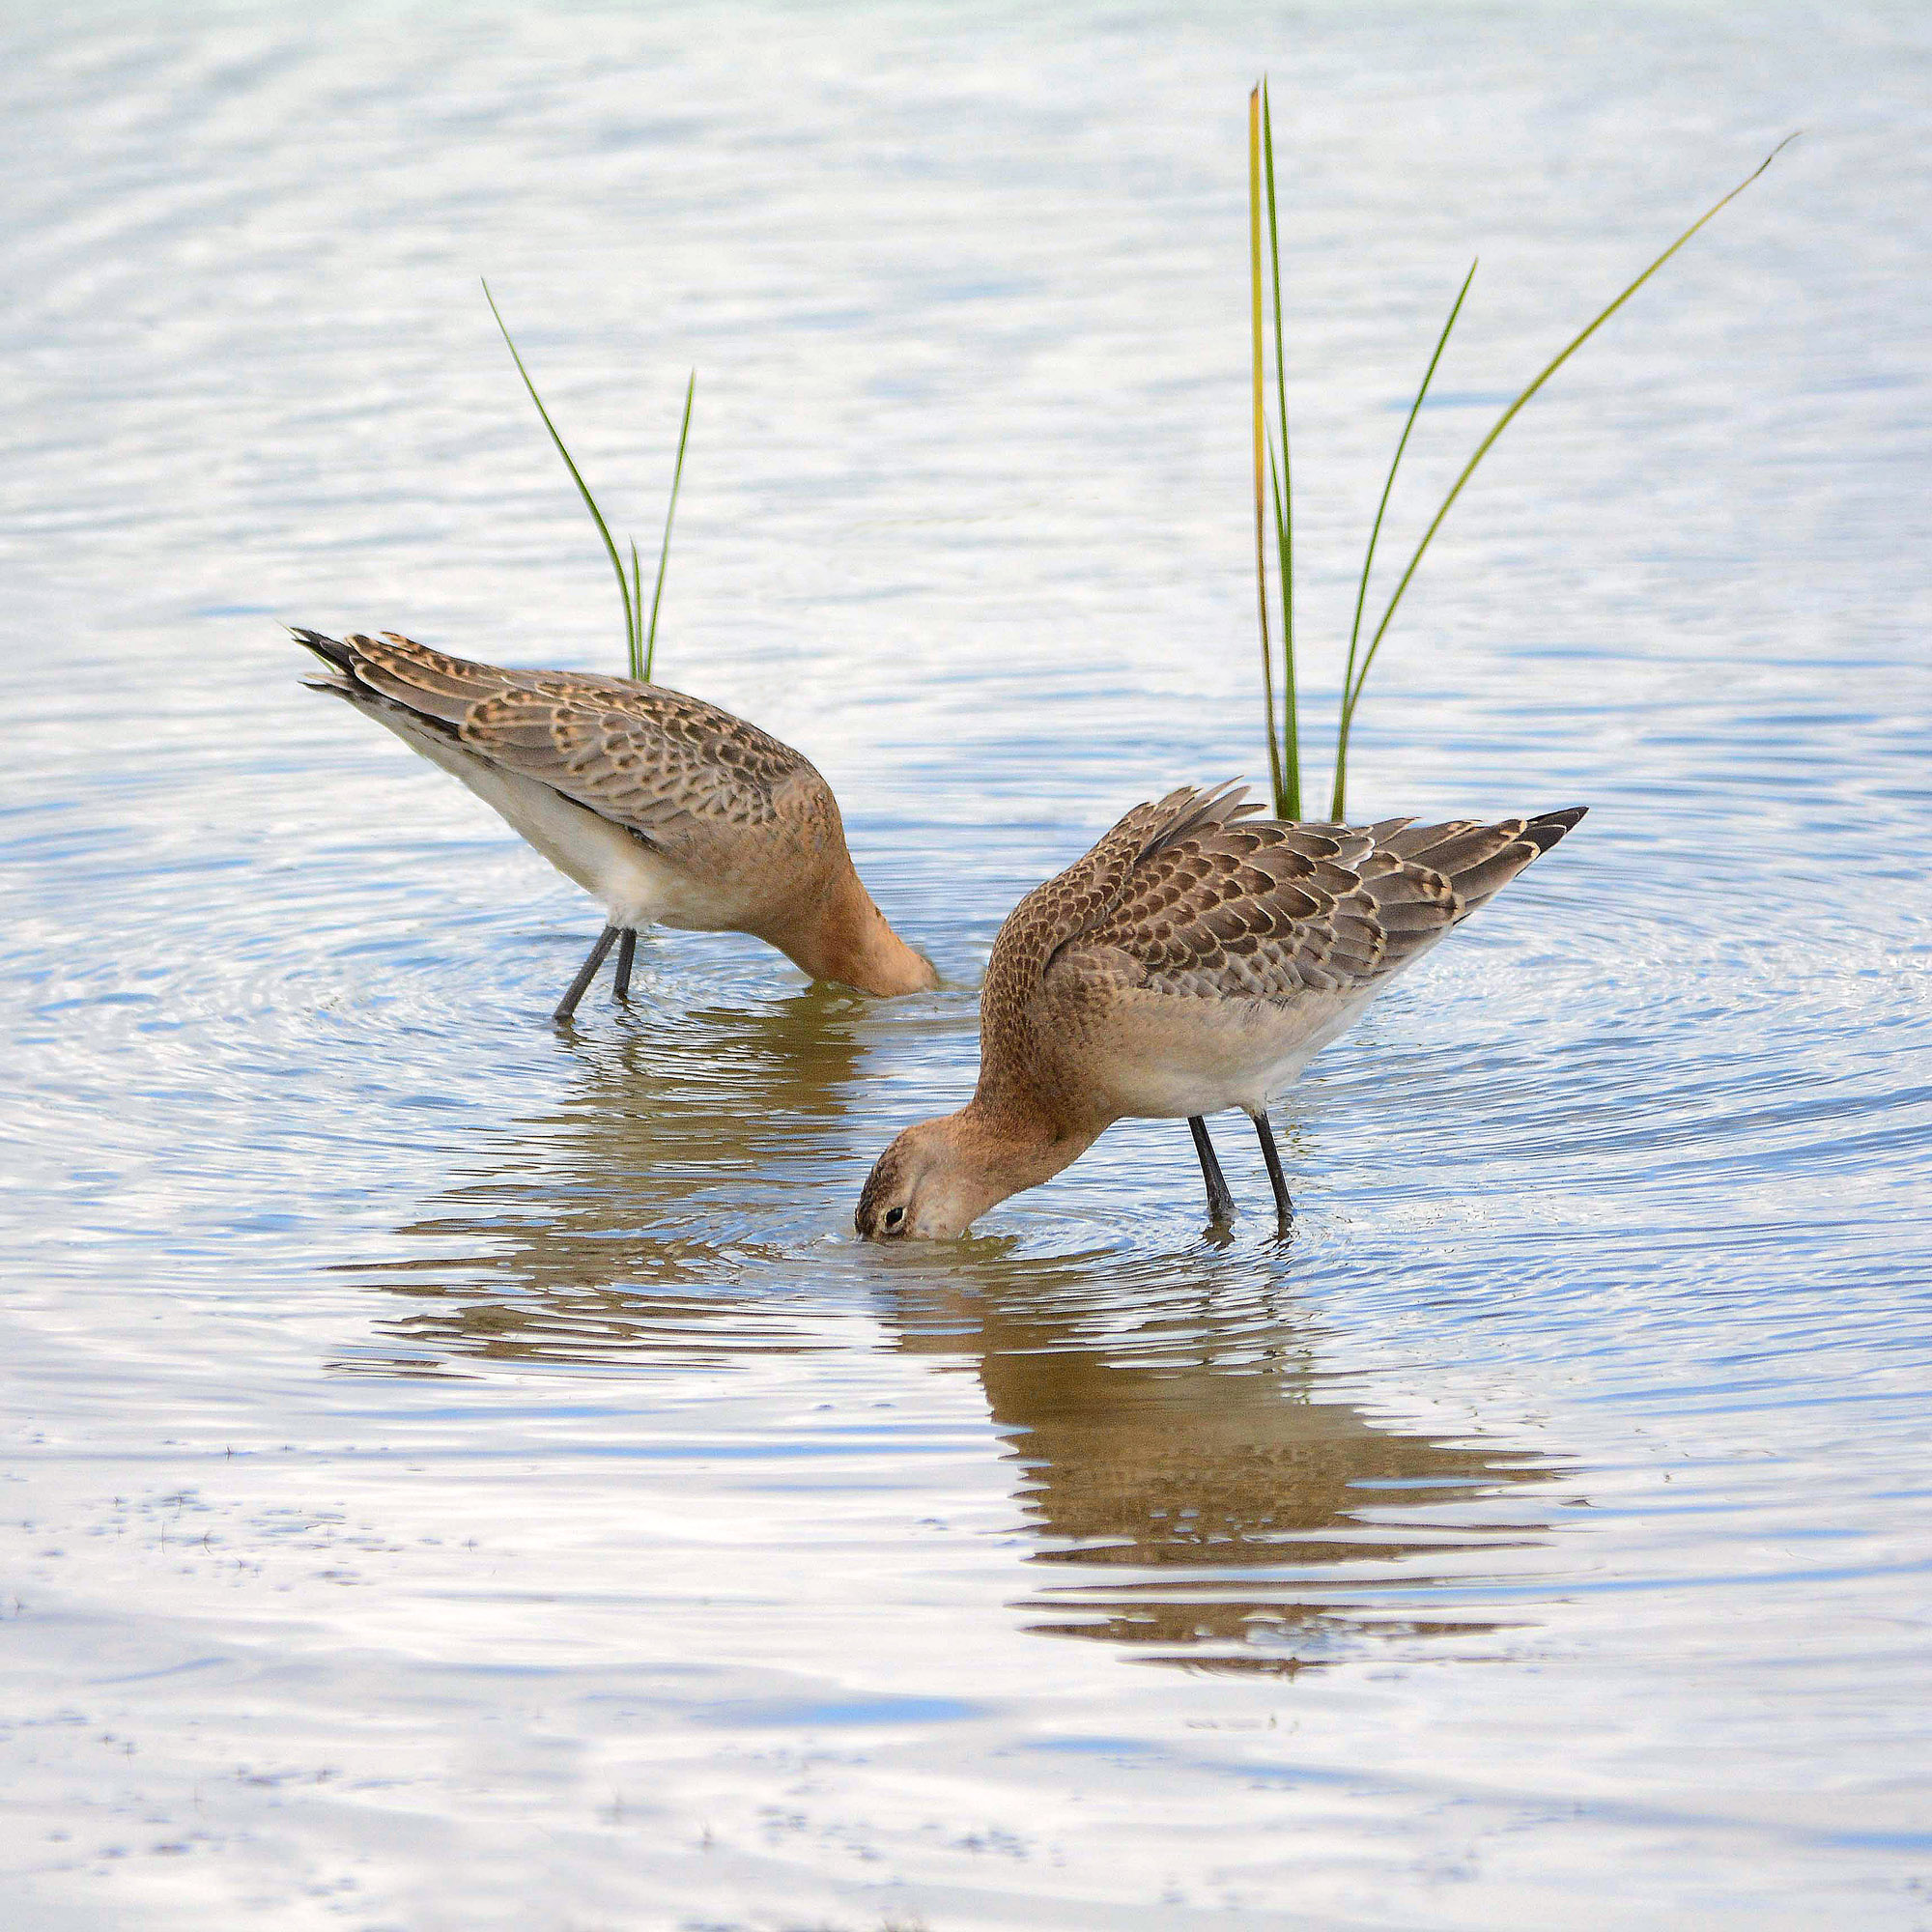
883,1206,907,1232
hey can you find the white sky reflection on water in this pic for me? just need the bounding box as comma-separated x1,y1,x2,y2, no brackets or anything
2,5,1930,1928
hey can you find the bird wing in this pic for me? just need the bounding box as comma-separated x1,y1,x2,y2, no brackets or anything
303,630,810,846
988,784,1585,1025
1077,806,1588,1001
1071,811,1450,999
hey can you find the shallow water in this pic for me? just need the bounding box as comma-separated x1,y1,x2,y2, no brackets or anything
4,4,1931,1927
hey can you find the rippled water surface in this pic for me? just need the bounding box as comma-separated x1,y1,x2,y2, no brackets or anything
5,5,1931,1927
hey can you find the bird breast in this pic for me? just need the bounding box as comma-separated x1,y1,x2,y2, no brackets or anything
1045,979,1378,1122
359,702,743,932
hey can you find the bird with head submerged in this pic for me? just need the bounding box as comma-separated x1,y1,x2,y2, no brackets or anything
294,629,936,1019
855,781,1585,1239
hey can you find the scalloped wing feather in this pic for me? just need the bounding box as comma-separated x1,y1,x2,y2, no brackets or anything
980,785,1267,1013
331,632,808,846
992,787,1585,1032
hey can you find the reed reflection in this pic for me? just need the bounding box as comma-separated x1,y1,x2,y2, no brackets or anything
347,981,870,1371
890,1263,1571,1673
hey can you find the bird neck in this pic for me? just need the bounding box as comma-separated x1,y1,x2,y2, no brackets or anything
775,868,936,997
950,1094,1098,1209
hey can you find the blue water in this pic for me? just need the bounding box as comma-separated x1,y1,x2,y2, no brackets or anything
3,5,1930,1928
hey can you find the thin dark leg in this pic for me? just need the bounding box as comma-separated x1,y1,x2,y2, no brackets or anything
1187,1116,1236,1226
1252,1110,1293,1225
553,925,618,1025
612,929,637,1003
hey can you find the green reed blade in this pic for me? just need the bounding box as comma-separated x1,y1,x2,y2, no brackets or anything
1335,137,1797,781
629,541,644,680
644,370,696,684
1261,80,1299,820
1329,258,1477,821
1267,439,1299,820
483,278,636,666
1248,87,1286,817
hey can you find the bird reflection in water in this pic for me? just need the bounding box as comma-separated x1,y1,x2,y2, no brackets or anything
892,1261,1573,1675
344,978,876,1373
344,998,1574,1675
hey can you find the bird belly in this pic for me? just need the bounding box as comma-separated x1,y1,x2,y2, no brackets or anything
1081,987,1377,1121
360,705,718,931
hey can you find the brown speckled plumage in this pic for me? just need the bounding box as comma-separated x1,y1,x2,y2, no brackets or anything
294,628,934,1008
326,629,808,840
857,782,1584,1238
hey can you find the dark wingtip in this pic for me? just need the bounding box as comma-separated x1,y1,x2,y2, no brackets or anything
289,626,356,676
1523,805,1589,852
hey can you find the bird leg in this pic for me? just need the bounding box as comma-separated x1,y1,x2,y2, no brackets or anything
553,925,618,1025
1252,1110,1293,1226
612,929,637,1003
1187,1116,1236,1227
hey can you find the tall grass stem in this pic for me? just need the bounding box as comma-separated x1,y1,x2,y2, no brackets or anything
1329,259,1476,820
630,542,644,680
483,279,639,669
1247,88,1285,816
1260,82,1299,819
644,372,696,682
1334,136,1798,775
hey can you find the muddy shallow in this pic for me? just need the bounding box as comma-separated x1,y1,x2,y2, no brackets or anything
4,5,1930,1927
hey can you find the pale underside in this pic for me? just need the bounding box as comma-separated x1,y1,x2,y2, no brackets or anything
1048,964,1379,1121
361,704,754,933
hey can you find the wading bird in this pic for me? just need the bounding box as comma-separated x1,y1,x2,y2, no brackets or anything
856,782,1583,1238
295,629,935,1019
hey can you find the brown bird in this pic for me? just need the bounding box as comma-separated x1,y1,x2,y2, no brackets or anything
295,629,935,1018
856,782,1584,1237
